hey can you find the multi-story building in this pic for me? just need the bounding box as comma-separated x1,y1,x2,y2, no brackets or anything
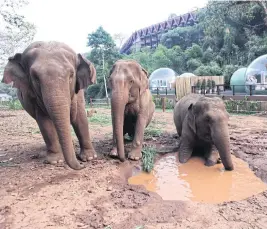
120,10,199,54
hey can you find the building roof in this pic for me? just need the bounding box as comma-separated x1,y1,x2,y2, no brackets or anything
120,10,199,54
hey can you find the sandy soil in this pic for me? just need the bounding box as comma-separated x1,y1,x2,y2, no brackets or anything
0,108,267,229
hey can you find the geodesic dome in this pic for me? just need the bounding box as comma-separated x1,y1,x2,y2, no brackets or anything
230,68,247,93
245,54,267,93
179,72,196,78
149,68,178,89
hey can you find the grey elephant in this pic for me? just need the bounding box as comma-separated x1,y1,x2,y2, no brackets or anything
2,41,97,170
108,60,155,161
173,93,234,171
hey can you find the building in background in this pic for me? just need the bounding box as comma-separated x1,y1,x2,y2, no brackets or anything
120,10,199,54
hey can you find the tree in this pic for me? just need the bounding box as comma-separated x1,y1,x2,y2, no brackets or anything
0,0,36,70
113,33,127,49
86,26,122,99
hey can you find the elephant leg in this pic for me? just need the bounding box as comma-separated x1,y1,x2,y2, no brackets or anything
204,145,220,166
36,108,64,164
109,116,130,157
18,90,63,164
17,89,36,119
71,91,97,162
128,114,146,161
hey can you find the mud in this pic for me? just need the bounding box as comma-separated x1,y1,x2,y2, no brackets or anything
128,154,267,203
0,108,267,228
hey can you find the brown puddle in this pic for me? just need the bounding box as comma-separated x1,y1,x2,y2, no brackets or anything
127,154,267,203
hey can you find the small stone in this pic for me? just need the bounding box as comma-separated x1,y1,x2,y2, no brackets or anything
106,186,113,191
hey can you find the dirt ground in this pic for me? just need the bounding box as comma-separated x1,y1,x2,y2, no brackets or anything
1,107,267,229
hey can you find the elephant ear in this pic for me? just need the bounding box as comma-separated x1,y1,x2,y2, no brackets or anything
75,54,96,93
2,53,30,93
187,103,196,134
139,66,149,95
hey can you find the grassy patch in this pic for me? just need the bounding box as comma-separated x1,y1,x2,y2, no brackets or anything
142,145,157,173
144,119,164,139
88,113,112,126
7,99,23,110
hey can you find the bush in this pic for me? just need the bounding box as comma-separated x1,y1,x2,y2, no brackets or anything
8,99,23,110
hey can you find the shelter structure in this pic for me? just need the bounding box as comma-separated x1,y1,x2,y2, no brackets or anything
245,54,267,94
149,68,178,90
230,68,247,93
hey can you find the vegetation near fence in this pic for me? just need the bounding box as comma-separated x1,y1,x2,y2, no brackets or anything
224,97,261,114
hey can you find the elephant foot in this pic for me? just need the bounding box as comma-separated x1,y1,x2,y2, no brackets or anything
77,148,97,162
128,148,142,161
109,147,118,157
45,152,64,165
205,159,217,167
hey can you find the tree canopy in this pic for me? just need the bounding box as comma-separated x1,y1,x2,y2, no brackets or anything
85,26,122,99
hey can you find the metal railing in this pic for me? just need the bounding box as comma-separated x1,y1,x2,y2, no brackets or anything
192,84,267,96
87,98,110,108
150,87,176,96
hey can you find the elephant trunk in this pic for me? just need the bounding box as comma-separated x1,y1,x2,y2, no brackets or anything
111,91,127,162
43,89,84,170
211,123,234,171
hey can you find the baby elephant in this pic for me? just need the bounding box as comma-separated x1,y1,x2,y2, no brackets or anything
173,93,234,171
108,60,155,161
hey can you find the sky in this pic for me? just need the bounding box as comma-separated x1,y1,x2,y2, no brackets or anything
20,0,208,53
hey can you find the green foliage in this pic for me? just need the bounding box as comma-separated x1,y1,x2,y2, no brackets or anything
86,26,122,99
7,99,23,110
141,146,157,173
207,79,212,89
201,79,206,90
88,112,112,126
123,1,267,89
196,79,201,88
224,97,261,114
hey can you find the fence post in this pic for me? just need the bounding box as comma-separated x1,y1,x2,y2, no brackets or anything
161,97,166,112
217,85,220,95
249,85,252,96
233,85,235,95
90,98,93,108
165,87,167,95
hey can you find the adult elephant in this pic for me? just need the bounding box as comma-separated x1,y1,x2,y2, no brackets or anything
173,93,234,171
2,41,97,170
108,60,155,161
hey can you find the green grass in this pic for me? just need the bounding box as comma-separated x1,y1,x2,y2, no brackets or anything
142,146,157,173
6,99,23,110
144,119,164,139
88,113,112,126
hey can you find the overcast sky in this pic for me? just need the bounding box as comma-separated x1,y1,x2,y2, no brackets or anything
20,0,208,53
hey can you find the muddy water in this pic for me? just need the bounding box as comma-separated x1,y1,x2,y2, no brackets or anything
127,154,267,203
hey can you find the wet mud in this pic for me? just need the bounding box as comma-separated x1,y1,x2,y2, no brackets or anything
128,154,267,203
0,109,267,229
